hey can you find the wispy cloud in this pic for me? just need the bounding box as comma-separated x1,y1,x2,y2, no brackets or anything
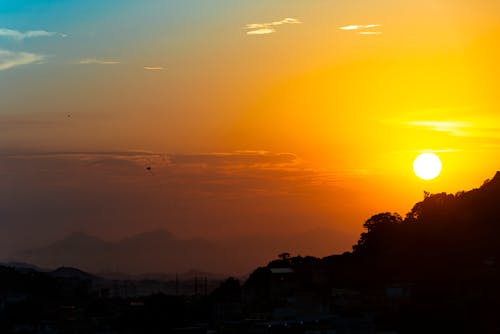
2,150,372,190
339,24,381,31
246,28,276,36
358,31,382,36
0,49,44,71
143,66,164,71
385,112,500,139
339,24,382,35
245,18,301,35
406,121,470,136
406,120,500,139
79,58,120,65
0,28,66,40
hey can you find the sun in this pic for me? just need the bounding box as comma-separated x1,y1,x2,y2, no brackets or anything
413,153,442,180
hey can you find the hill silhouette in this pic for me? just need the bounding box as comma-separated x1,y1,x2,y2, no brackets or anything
239,172,500,332
343,171,500,284
13,227,355,275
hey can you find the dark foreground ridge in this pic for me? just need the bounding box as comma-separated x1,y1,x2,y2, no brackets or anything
2,172,500,333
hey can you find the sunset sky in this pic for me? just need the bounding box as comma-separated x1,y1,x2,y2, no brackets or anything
2,0,500,259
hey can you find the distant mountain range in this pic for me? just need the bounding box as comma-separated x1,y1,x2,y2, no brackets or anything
11,228,355,275
0,261,47,273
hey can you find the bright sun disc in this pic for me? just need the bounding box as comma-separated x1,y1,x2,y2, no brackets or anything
413,153,442,180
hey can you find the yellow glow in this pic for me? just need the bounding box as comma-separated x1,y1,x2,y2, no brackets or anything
413,153,442,180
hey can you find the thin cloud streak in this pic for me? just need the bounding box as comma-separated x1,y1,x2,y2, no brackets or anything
143,66,164,71
339,24,382,35
245,18,301,35
383,117,471,137
79,58,120,65
0,49,44,71
407,120,500,139
339,25,362,31
339,24,381,31
359,31,382,35
407,121,470,136
246,28,276,35
385,115,500,139
0,28,66,40
3,150,373,183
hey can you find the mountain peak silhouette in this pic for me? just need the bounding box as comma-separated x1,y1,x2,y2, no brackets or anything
64,232,106,243
13,226,354,275
50,266,98,280
121,229,175,244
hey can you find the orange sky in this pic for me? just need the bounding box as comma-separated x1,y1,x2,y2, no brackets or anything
1,0,500,259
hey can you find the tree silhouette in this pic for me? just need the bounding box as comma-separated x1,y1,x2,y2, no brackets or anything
278,252,291,261
353,212,403,254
